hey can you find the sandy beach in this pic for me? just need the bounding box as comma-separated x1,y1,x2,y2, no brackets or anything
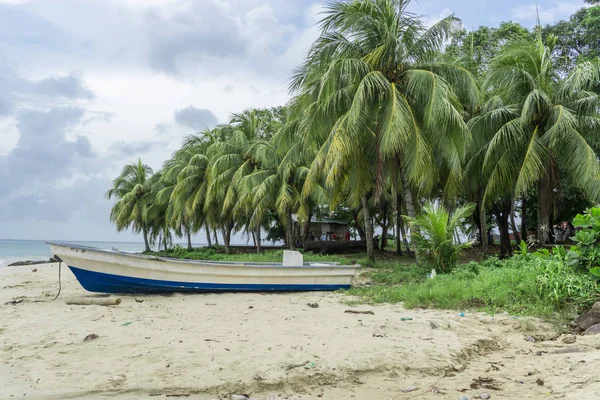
1,264,599,399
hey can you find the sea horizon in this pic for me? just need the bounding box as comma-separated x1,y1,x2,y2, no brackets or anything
0,239,201,267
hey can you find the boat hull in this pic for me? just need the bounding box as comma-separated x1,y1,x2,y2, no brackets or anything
48,242,359,294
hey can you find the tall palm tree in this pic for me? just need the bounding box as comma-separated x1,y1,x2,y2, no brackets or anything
478,34,600,243
106,159,154,252
291,0,477,260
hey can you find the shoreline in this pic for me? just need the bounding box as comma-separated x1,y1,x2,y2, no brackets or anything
2,264,600,399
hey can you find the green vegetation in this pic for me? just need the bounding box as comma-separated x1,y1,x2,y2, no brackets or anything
405,201,475,272
351,210,600,320
108,0,600,270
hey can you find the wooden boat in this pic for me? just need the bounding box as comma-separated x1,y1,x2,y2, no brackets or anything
46,242,359,294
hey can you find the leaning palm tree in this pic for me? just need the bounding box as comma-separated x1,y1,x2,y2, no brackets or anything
477,34,600,243
106,159,154,252
291,0,478,260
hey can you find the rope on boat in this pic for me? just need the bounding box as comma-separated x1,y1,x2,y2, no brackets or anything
52,255,63,301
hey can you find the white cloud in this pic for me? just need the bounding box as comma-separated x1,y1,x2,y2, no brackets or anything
510,2,583,24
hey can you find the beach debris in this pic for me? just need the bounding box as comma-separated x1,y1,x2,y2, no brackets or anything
307,302,319,308
480,394,491,400
458,396,470,400
583,323,600,335
285,360,309,370
344,310,374,315
459,312,466,317
430,321,439,329
562,334,576,344
230,395,250,400
83,333,99,342
4,298,24,305
304,361,317,369
401,386,418,393
400,317,413,321
32,268,38,272
470,377,502,391
121,322,132,327
205,339,220,343
536,378,544,386
166,395,190,398
524,335,536,342
248,305,254,309
66,297,121,306
575,302,600,330
134,298,144,303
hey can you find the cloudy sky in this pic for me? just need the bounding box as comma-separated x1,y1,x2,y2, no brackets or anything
0,0,585,243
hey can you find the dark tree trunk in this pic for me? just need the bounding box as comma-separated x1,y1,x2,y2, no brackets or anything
286,209,295,250
186,227,192,250
510,205,521,244
142,226,151,252
302,211,312,245
521,197,527,243
361,194,375,261
493,199,513,258
381,204,389,250
255,227,262,253
223,223,233,254
213,228,219,246
399,167,419,263
537,173,553,244
395,193,403,255
205,225,212,247
355,213,366,241
478,195,488,255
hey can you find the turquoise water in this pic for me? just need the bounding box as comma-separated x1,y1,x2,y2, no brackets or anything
0,240,160,267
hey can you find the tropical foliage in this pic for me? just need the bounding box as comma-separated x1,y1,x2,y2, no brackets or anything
107,0,600,263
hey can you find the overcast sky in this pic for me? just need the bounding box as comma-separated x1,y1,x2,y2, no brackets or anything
0,0,586,243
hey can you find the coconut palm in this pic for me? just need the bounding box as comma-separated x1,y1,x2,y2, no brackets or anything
477,34,600,243
291,0,478,260
404,200,475,272
106,159,154,252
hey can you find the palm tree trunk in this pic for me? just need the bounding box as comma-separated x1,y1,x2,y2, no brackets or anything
223,223,233,254
302,211,313,245
255,227,262,253
205,225,212,247
286,209,295,250
478,196,488,255
142,226,151,252
361,194,375,261
399,217,410,255
186,227,192,250
354,213,366,240
521,197,527,243
213,228,219,246
510,205,521,244
537,174,552,244
395,193,403,256
399,168,419,262
381,204,388,250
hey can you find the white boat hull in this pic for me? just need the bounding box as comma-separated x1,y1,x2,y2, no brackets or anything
47,242,359,294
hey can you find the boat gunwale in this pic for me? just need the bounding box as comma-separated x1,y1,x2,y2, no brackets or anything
46,241,358,269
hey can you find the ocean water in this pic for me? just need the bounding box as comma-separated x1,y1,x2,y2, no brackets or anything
0,240,155,267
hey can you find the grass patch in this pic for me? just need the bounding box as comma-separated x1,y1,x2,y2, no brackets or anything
348,257,597,320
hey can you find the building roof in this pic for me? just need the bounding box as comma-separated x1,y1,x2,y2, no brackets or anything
291,214,349,225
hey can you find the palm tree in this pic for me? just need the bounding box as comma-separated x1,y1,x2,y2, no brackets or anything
478,34,600,244
106,159,154,252
404,200,475,272
291,0,478,260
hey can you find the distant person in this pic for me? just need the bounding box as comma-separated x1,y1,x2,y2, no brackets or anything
309,231,315,241
332,232,337,241
320,233,326,241
345,230,350,241
487,228,493,245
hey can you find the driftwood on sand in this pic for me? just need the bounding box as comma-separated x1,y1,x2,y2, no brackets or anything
66,297,122,306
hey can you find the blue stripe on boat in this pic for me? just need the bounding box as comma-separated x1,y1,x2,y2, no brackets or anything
68,266,350,294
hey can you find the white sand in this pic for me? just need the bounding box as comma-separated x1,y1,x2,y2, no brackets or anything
1,264,599,399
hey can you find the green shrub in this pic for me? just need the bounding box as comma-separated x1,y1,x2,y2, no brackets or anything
404,200,475,273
